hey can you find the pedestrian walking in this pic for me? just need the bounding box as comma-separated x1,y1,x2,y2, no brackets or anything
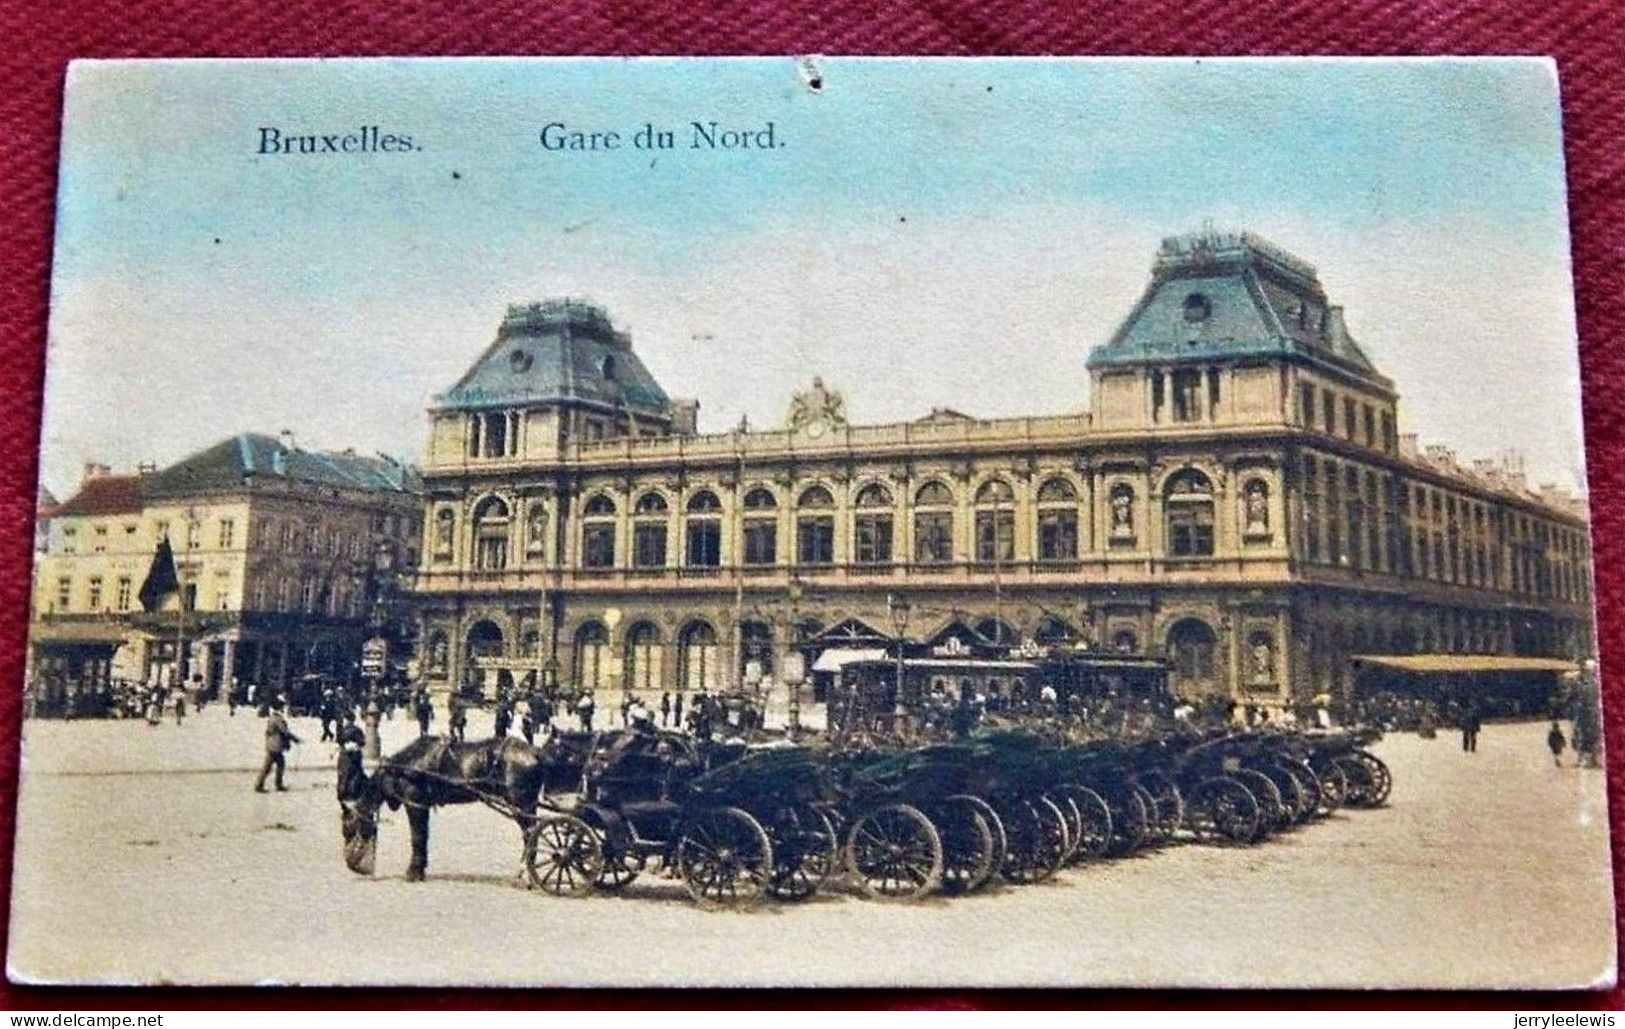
413,690,434,736
660,691,672,727
319,688,337,742
672,691,684,731
173,683,186,725
620,692,633,728
1547,720,1567,767
335,709,367,799
1461,702,1482,754
576,691,595,732
254,700,301,793
493,694,513,738
520,699,538,745
448,695,468,742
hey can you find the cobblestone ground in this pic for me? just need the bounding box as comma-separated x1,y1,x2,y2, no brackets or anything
6,706,1616,988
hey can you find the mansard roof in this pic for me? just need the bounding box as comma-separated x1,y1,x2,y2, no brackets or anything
1087,231,1394,394
142,434,421,499
433,299,672,416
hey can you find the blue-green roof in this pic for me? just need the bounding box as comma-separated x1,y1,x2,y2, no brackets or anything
143,434,421,499
434,299,672,415
1087,231,1393,392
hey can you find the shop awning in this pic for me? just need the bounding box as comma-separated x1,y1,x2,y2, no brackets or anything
813,647,888,672
30,621,130,648
1350,654,1578,674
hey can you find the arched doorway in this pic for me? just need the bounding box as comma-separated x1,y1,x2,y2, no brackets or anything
679,620,720,692
1166,618,1219,698
739,620,774,681
624,622,663,693
574,622,609,692
464,620,505,697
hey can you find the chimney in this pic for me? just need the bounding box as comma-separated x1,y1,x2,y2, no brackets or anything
278,429,297,451
671,399,700,436
80,461,111,484
1424,444,1458,469
136,461,157,475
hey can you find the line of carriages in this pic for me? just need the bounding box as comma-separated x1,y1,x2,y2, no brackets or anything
519,726,1392,908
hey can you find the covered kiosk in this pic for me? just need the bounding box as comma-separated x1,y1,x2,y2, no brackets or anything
1350,654,1579,721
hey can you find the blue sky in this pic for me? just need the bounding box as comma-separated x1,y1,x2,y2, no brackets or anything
42,57,1583,496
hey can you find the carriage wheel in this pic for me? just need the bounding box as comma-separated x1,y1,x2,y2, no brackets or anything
1354,750,1392,806
1104,787,1151,856
1029,796,1070,881
595,843,645,891
1335,755,1377,808
845,803,943,901
677,807,775,908
1232,769,1286,837
1136,772,1184,844
1315,762,1348,814
1260,765,1308,827
948,794,1007,882
524,815,605,896
932,796,997,895
1280,760,1323,820
998,797,1066,884
766,805,839,903
1043,790,1085,862
1053,784,1112,862
1130,783,1167,845
1187,776,1261,845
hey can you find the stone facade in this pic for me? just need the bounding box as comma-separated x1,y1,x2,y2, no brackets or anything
409,233,1593,707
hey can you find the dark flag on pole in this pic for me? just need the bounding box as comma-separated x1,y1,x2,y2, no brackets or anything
138,536,181,613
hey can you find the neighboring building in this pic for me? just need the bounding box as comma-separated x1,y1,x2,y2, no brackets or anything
29,434,421,707
409,234,1593,706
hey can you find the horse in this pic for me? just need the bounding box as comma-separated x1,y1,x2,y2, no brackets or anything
338,732,582,882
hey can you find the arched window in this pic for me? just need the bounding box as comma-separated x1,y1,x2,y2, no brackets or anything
854,482,893,565
974,478,1014,563
466,619,506,696
797,485,835,566
743,488,778,566
686,490,722,513
525,502,548,555
1111,628,1140,653
1037,476,1080,561
574,622,609,692
471,496,511,571
582,493,616,569
914,480,954,564
432,507,455,561
678,621,720,692
634,491,669,515
743,487,778,510
1164,470,1214,557
624,622,663,692
1167,618,1219,696
686,490,722,567
633,492,668,570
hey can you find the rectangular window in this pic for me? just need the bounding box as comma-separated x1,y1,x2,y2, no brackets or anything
1298,383,1315,427
633,524,667,568
686,521,722,567
155,520,170,543
1322,390,1336,434
797,516,835,566
216,590,230,611
1325,465,1342,565
1207,368,1221,418
1363,405,1377,447
1170,370,1202,422
186,521,200,550
116,577,132,612
56,577,71,610
975,510,1015,562
183,583,198,612
218,519,235,548
62,527,77,554
854,514,893,564
1038,509,1079,561
93,525,107,553
743,519,777,565
1381,412,1396,453
87,577,103,610
1166,505,1214,557
1150,371,1165,422
1343,398,1358,440
914,512,954,564
1303,457,1321,561
582,524,616,569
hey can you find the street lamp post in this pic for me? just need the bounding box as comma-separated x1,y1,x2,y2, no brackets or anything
888,594,912,734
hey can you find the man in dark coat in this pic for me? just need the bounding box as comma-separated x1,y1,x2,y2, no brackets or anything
413,689,434,736
493,693,514,738
335,709,367,799
254,700,300,792
1461,700,1482,754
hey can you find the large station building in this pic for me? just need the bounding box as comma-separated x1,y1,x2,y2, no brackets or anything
408,231,1593,706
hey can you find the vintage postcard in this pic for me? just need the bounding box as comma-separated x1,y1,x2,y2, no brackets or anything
8,56,1613,988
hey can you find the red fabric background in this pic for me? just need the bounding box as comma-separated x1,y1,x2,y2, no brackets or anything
0,0,1620,1009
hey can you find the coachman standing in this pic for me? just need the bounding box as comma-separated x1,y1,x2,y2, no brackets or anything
254,699,301,792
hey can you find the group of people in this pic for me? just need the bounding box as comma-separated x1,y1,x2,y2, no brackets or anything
421,685,766,744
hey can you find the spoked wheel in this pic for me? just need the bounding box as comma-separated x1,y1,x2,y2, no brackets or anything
1042,789,1085,862
1187,776,1262,845
950,793,1008,881
594,831,645,891
845,803,943,901
766,804,839,903
676,806,775,908
1130,783,1167,846
524,815,605,896
1256,764,1308,827
1136,772,1184,845
1103,786,1151,856
1232,769,1286,837
1315,762,1348,814
1029,796,1070,881
931,795,997,895
1335,755,1378,808
1053,783,1112,862
1352,750,1392,806
998,797,1067,884
1280,760,1323,820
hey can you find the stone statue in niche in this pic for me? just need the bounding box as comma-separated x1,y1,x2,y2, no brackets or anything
1244,479,1270,535
434,510,455,553
1248,635,1274,684
1110,487,1135,538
